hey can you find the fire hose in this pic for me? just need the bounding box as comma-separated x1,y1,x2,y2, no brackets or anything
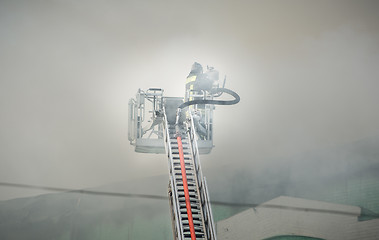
174,87,239,239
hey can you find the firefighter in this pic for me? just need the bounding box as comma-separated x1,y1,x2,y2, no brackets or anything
185,62,219,140
185,62,203,102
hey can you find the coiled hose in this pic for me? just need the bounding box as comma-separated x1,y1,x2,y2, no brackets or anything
175,88,240,126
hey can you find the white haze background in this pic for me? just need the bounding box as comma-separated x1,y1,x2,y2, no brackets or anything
0,0,379,200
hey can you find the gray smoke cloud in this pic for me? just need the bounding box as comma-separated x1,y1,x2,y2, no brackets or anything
0,0,379,200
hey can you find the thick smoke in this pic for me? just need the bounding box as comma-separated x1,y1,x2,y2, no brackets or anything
0,1,378,207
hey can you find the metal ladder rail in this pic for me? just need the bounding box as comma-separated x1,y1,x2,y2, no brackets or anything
163,112,184,240
169,124,207,239
188,114,217,240
176,133,197,240
164,117,207,239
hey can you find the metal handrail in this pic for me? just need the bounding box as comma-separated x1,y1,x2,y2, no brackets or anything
188,113,217,240
204,177,217,240
163,108,184,240
128,99,136,144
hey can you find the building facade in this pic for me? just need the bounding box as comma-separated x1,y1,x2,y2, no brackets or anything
217,196,379,240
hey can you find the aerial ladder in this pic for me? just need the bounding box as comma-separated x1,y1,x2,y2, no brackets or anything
128,63,240,240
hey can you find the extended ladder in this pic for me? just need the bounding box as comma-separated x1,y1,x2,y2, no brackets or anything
164,111,217,240
128,68,239,239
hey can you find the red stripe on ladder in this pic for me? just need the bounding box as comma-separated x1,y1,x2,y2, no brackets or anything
177,136,196,240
